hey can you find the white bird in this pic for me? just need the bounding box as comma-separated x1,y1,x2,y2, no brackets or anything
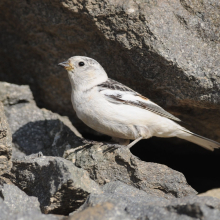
59,56,220,151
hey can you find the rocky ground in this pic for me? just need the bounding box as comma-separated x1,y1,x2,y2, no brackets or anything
0,82,219,220
1,0,220,219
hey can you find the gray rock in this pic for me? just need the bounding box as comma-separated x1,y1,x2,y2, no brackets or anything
102,181,169,205
199,188,220,199
0,102,12,175
74,181,220,220
163,196,220,220
0,183,60,220
0,81,34,106
139,204,220,220
0,0,220,139
5,154,102,215
64,143,197,199
169,195,220,209
0,82,83,159
0,183,41,213
75,181,169,219
68,202,132,220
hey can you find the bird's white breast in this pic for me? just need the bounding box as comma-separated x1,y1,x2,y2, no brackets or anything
71,87,181,139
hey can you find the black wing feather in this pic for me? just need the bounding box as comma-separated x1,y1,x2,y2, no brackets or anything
98,79,181,122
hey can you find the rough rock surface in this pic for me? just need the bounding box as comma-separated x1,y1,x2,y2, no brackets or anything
71,181,220,220
5,154,102,215
0,102,12,175
1,0,220,139
64,142,197,199
68,202,132,220
0,182,60,220
0,82,83,159
0,81,34,106
199,188,220,199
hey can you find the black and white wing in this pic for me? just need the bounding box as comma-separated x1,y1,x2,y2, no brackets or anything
98,79,181,122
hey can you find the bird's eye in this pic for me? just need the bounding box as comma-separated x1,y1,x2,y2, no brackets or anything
78,62,85,67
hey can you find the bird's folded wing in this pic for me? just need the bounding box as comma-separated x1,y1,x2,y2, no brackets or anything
98,79,181,122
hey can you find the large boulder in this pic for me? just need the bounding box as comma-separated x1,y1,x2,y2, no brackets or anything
0,0,220,140
70,181,220,220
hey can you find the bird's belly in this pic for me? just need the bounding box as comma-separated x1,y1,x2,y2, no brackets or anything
72,92,179,140
73,96,154,139
75,104,136,139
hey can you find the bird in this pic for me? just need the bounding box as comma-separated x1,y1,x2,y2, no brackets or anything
58,56,220,151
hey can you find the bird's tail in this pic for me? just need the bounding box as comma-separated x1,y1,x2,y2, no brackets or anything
177,129,220,151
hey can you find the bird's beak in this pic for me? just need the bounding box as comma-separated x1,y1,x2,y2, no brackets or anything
58,61,74,71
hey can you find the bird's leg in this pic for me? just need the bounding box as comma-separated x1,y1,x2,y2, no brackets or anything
126,137,143,149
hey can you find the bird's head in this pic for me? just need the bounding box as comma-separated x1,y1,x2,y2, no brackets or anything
59,56,108,91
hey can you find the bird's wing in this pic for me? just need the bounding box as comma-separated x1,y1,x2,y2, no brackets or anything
98,79,181,122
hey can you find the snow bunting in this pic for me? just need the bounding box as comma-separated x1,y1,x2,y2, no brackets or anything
59,56,220,151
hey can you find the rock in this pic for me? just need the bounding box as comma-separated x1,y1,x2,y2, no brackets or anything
0,102,12,175
5,154,102,215
0,81,34,106
0,176,12,185
102,181,169,205
0,183,41,213
68,202,132,220
0,0,220,139
72,181,220,220
141,202,220,220
164,196,220,220
0,81,83,159
0,183,60,220
199,188,220,199
64,143,197,199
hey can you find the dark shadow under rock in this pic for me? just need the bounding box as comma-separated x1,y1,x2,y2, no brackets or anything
131,137,220,193
4,101,83,159
12,119,84,158
0,81,83,159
